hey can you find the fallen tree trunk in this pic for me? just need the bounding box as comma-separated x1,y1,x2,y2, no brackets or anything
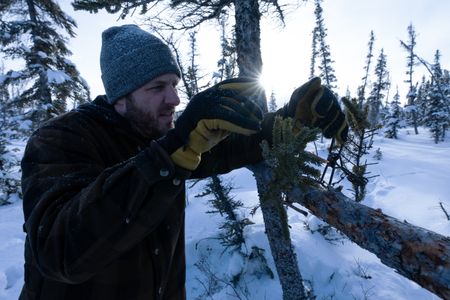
288,185,450,299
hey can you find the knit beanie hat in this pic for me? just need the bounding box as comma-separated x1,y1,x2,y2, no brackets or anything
100,24,181,104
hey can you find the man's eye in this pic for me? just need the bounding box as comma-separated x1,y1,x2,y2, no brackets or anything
149,85,163,91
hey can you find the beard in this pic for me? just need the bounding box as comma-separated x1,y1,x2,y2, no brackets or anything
124,96,174,139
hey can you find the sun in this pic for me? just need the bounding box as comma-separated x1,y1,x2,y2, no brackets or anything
258,66,303,107
258,71,275,95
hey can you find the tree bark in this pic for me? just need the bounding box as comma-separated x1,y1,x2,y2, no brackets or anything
234,0,267,111
287,185,450,299
234,1,305,298
251,163,307,300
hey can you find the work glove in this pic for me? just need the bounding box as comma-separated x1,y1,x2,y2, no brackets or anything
158,78,264,170
285,77,348,144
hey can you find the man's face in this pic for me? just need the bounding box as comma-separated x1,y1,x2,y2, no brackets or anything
117,73,180,139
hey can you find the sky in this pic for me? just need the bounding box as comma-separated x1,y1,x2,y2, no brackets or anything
60,0,450,106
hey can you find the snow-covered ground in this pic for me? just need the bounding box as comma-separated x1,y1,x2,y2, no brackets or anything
1,127,449,299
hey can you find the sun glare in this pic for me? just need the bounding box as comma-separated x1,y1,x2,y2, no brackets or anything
258,72,274,95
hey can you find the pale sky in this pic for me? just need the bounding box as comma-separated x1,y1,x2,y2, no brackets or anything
61,0,450,106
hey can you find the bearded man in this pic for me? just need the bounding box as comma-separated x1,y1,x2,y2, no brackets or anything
20,24,347,300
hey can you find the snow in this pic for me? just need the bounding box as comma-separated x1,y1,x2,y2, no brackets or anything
46,70,71,84
0,71,22,84
0,127,449,299
0,201,25,300
36,51,47,59
63,58,76,67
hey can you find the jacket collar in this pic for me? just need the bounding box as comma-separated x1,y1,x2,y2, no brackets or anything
76,95,123,124
76,95,153,142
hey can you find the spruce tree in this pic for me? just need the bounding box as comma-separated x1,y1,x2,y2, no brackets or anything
424,50,448,143
313,0,337,90
0,0,90,130
197,176,250,252
341,97,378,202
0,68,11,205
415,76,429,126
268,90,278,112
309,27,318,79
185,31,200,97
0,63,23,205
384,87,403,139
367,48,390,128
259,117,321,300
379,79,392,123
401,24,419,134
357,30,375,107
442,69,450,138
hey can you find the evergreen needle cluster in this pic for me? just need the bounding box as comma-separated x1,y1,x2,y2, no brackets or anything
259,117,322,241
342,97,378,202
198,175,252,253
261,116,322,193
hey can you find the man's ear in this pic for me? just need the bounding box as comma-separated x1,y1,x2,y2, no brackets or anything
114,98,127,116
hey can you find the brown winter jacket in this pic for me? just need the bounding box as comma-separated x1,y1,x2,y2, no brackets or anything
20,95,272,300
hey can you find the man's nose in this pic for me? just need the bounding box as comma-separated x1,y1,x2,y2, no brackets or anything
165,87,180,106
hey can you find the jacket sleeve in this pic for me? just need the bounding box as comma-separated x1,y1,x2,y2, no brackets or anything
191,111,277,178
21,124,190,284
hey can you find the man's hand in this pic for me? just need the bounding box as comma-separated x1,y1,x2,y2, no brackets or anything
158,78,264,170
285,77,348,144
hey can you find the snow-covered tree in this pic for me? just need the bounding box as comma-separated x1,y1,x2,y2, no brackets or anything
312,0,337,90
441,69,450,136
268,90,278,112
379,78,392,123
0,67,11,205
384,87,403,139
424,50,448,143
415,76,429,125
367,48,390,128
0,0,90,130
401,23,419,134
0,63,23,205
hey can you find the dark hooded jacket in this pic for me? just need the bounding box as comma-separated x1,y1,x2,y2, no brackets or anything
20,95,272,300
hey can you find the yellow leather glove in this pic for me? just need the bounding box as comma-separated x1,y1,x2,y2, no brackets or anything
170,118,259,170
285,77,348,144
158,78,264,170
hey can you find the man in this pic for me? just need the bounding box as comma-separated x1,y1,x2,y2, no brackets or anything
20,24,347,300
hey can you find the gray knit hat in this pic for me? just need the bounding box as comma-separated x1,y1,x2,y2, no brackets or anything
100,24,181,104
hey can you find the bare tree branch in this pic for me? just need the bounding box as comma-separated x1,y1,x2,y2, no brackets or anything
440,202,450,221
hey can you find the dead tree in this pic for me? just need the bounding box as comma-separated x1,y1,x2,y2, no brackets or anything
283,185,450,299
